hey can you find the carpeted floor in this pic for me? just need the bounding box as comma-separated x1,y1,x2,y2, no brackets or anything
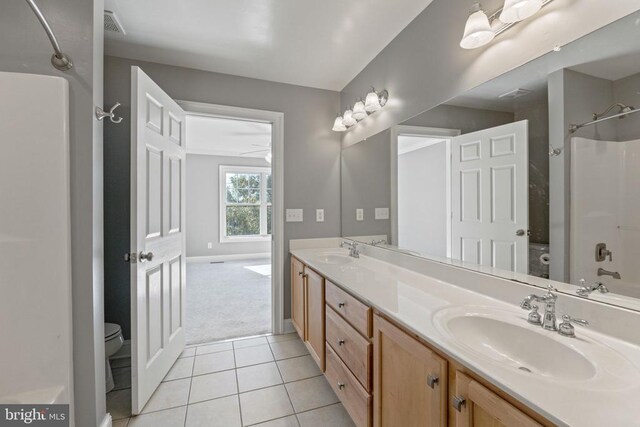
185,257,272,345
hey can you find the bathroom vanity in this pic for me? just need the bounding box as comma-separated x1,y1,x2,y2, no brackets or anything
290,243,640,427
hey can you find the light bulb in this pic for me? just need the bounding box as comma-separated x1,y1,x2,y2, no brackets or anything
500,0,543,23
352,99,367,121
343,109,356,127
332,114,346,132
365,89,381,113
460,3,495,50
265,152,272,164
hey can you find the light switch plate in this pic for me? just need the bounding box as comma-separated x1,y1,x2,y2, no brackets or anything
316,209,324,222
207,242,212,249
286,209,303,222
375,208,389,220
356,209,364,221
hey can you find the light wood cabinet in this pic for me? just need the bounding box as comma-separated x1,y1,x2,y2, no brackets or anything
305,267,326,370
453,372,541,427
326,345,372,427
291,257,306,340
373,314,447,427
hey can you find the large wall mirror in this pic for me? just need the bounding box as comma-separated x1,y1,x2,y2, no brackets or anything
341,11,640,312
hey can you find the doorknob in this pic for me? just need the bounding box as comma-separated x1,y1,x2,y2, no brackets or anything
139,252,154,262
516,229,530,236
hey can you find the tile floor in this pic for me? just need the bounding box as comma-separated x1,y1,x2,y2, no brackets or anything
107,333,355,427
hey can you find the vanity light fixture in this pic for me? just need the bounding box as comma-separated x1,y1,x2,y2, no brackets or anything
352,99,367,121
332,88,389,131
460,0,553,50
332,114,347,132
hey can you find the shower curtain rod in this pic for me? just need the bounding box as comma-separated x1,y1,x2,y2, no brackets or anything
569,107,640,133
24,0,73,71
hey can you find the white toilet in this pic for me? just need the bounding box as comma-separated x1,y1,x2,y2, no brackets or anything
104,323,124,393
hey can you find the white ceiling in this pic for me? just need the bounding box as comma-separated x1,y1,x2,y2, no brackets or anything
103,0,433,91
186,115,272,158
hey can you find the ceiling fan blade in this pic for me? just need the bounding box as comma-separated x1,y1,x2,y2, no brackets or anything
240,148,270,155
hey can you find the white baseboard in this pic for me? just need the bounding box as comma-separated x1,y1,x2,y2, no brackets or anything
187,253,271,263
99,413,112,427
283,318,295,334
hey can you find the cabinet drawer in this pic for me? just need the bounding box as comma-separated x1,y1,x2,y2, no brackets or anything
326,345,372,427
326,305,372,391
326,280,372,337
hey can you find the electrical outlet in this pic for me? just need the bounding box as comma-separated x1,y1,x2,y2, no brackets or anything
375,208,389,220
286,209,303,222
316,209,324,222
356,209,364,221
207,242,212,249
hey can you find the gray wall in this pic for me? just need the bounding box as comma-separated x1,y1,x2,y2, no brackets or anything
404,104,515,134
613,72,640,141
104,55,341,337
340,0,640,146
398,143,448,256
0,1,105,426
186,154,271,258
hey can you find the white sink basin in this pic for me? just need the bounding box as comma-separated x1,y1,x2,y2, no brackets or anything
311,252,353,265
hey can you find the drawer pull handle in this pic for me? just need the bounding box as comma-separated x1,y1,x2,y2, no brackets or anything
338,339,346,346
337,382,345,390
452,396,466,412
338,302,346,308
427,374,439,389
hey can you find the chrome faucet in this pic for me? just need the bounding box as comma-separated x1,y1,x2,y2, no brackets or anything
597,268,621,279
576,279,609,297
340,241,360,258
371,239,387,246
520,285,558,331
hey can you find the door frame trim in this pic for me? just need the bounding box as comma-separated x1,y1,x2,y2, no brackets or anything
177,100,285,335
390,125,460,254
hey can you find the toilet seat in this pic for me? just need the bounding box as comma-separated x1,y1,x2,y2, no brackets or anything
105,323,121,341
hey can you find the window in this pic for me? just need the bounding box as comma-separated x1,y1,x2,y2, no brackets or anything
220,166,272,242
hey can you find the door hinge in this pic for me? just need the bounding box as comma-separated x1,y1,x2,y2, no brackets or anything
124,252,138,263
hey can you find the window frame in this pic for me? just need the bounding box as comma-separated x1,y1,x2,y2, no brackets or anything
219,165,272,243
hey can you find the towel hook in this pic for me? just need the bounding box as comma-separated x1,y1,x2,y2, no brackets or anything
96,102,123,124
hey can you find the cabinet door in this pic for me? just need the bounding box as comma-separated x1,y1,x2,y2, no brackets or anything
291,257,306,340
305,267,326,370
373,314,447,427
454,372,541,427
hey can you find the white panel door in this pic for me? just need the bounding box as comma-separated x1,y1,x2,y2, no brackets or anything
451,121,529,273
130,66,186,414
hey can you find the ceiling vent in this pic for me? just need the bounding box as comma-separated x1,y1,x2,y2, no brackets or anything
498,88,533,100
104,11,126,35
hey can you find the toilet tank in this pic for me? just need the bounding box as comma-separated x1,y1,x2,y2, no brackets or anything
0,72,73,408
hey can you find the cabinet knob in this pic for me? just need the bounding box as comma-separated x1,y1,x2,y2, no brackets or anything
338,302,345,308
337,382,345,390
298,271,303,276
338,339,345,346
452,396,466,412
427,374,439,389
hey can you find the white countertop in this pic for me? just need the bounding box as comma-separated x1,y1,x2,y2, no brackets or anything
291,247,640,427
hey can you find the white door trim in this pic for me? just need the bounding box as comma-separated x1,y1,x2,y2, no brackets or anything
176,100,285,335
390,125,460,251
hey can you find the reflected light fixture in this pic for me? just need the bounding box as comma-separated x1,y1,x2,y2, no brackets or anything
500,0,543,23
352,99,367,121
332,114,347,132
343,108,357,127
265,151,272,164
460,2,494,50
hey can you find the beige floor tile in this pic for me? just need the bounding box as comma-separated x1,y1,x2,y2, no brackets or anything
297,403,355,427
180,347,196,358
163,356,194,382
196,341,233,355
235,344,275,368
186,395,242,427
112,418,130,427
239,385,294,426
267,333,300,344
128,406,187,427
141,378,190,413
112,366,131,391
269,339,308,360
276,355,321,383
189,370,238,404
285,376,338,413
253,415,300,427
107,388,132,420
233,336,269,349
237,362,283,392
193,350,235,376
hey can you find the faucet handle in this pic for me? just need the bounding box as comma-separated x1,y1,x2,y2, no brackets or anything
527,305,542,325
558,315,589,337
